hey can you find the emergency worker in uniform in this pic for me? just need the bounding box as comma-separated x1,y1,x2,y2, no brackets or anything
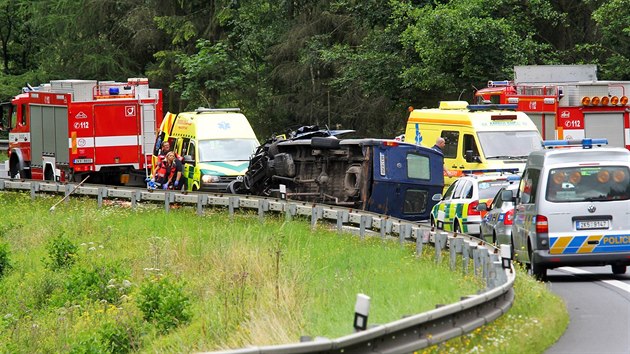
158,141,186,190
432,137,454,177
154,152,179,189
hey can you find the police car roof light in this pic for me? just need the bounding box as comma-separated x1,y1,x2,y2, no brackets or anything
467,104,518,111
543,138,608,149
506,175,521,181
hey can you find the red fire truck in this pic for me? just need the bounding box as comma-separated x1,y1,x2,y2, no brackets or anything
475,65,630,149
2,78,163,184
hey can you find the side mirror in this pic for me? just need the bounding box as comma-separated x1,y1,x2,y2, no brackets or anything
432,193,442,201
183,155,195,165
475,203,488,212
465,150,481,163
501,189,514,202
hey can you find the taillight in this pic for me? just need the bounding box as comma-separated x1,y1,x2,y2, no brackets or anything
503,209,514,226
535,215,548,234
468,200,480,216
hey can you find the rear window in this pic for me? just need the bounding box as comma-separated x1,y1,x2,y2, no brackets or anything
478,180,508,199
546,166,630,202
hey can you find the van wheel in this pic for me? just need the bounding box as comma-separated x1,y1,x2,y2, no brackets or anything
612,264,627,275
528,246,546,281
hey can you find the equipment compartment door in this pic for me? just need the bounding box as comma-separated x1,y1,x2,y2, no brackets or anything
584,113,624,148
93,104,140,166
30,105,69,166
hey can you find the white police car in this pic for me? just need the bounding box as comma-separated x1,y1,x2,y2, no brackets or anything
431,172,518,236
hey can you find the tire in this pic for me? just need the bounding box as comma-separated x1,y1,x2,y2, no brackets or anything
612,264,627,275
273,153,296,177
311,137,340,149
528,245,546,281
343,165,362,196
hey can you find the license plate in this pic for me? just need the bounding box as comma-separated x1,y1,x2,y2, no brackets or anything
576,220,609,230
73,158,94,164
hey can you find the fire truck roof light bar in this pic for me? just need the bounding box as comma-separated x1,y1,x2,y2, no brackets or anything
488,80,511,87
195,107,241,113
543,138,608,149
467,104,518,111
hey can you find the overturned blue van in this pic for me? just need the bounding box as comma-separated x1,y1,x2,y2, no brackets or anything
232,127,444,222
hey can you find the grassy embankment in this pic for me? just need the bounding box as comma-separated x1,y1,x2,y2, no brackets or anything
0,192,567,353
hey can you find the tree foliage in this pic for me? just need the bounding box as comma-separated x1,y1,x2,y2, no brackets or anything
0,0,628,137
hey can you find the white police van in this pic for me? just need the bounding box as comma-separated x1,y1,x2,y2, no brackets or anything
512,139,630,280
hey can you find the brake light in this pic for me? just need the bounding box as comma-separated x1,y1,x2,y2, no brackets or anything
503,209,514,226
535,215,548,234
383,141,399,147
468,200,480,216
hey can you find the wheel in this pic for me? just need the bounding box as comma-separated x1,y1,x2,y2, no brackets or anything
528,245,546,281
273,153,296,177
612,264,627,275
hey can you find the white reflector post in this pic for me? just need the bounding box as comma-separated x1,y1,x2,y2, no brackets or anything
353,293,371,331
500,244,512,269
279,184,286,200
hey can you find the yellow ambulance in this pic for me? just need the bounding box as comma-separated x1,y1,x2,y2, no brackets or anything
153,108,259,192
404,101,542,187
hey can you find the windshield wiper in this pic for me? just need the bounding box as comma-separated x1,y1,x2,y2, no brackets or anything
485,155,526,160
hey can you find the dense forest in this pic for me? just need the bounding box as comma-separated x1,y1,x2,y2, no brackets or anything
0,0,628,138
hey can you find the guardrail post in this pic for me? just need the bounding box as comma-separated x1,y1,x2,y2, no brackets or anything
336,210,349,233
64,184,72,203
285,203,297,221
30,182,39,200
258,199,269,223
196,194,207,215
164,191,172,213
380,219,392,240
435,232,447,263
97,187,107,208
413,227,427,256
228,196,239,218
450,237,464,271
463,240,477,274
399,223,412,245
131,191,141,209
359,215,367,240
487,253,502,288
311,205,323,230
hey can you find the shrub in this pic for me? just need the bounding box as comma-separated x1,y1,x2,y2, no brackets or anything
0,242,10,278
45,235,78,270
137,276,191,333
67,264,132,305
98,320,142,354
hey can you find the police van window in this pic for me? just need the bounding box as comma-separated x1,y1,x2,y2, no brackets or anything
463,134,479,157
406,153,430,180
519,168,540,204
440,130,459,159
403,189,427,214
546,166,630,202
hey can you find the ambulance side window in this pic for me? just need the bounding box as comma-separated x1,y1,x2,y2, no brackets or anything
188,141,196,161
519,168,540,204
463,134,479,156
441,130,459,159
19,104,26,126
180,138,191,156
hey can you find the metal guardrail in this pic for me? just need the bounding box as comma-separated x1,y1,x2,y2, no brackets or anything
0,179,515,354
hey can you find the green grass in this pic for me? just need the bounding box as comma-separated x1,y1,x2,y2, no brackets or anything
0,192,493,353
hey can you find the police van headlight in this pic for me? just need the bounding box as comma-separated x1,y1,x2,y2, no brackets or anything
201,174,221,184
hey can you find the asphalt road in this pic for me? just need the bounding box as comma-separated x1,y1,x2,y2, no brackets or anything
545,266,630,354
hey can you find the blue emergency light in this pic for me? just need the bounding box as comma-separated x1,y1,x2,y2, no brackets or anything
462,168,520,175
542,138,608,149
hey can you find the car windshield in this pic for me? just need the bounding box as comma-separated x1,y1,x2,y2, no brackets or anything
478,180,509,199
198,139,259,162
477,131,542,159
546,166,630,202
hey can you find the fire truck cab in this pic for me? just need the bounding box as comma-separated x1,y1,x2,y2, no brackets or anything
2,78,163,184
